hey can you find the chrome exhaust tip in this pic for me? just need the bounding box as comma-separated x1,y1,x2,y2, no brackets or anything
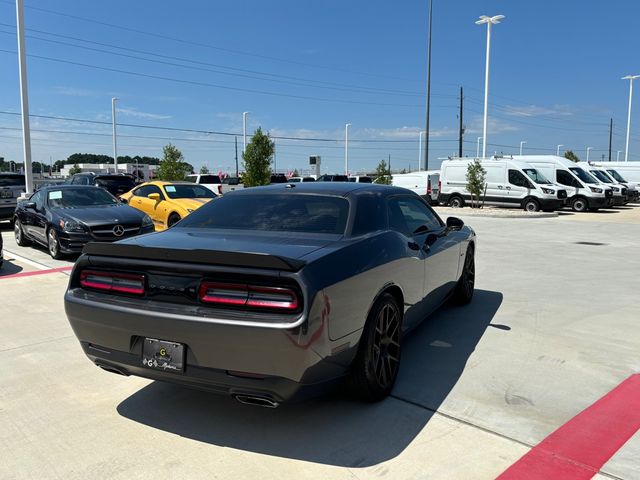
96,363,128,376
234,394,279,408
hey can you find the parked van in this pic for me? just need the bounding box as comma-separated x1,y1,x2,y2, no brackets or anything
185,174,223,195
576,163,627,205
578,163,637,203
514,155,613,212
348,176,373,183
590,161,640,186
592,165,640,201
439,157,566,211
392,170,440,204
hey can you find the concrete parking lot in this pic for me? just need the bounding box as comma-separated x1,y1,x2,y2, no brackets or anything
1,207,639,480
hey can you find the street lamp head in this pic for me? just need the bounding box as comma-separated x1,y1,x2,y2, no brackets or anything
622,75,640,81
476,14,505,25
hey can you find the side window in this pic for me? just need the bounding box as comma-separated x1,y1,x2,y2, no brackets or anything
508,170,534,189
352,194,385,235
387,196,442,236
31,191,45,211
556,170,581,188
134,185,162,198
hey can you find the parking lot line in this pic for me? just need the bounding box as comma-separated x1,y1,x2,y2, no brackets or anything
2,248,55,270
497,374,640,480
0,265,73,280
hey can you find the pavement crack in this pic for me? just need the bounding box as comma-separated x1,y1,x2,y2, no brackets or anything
0,335,74,354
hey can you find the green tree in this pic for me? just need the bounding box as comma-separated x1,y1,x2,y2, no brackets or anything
68,164,82,176
564,150,580,162
199,164,210,174
375,159,392,184
242,127,274,187
466,159,487,208
157,144,190,181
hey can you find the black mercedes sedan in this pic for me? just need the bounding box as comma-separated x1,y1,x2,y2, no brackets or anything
65,183,476,405
14,185,155,259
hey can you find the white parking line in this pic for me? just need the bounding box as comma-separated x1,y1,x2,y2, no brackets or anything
3,248,53,271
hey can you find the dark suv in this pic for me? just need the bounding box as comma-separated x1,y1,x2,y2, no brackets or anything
316,174,349,182
0,173,26,222
67,173,136,196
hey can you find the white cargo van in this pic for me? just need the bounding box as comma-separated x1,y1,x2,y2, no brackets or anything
392,170,440,205
514,155,612,212
578,163,637,203
439,158,566,211
576,163,628,205
590,161,640,186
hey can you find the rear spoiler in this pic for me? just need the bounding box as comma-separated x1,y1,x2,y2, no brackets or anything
82,242,306,272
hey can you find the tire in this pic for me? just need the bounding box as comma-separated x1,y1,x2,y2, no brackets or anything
448,195,465,208
452,244,475,305
589,208,599,212
524,198,540,212
571,197,588,213
14,218,31,246
47,228,64,260
347,293,402,402
167,213,181,228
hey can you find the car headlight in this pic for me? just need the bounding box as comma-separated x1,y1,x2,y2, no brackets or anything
612,186,620,193
141,214,153,227
60,219,85,232
589,186,603,193
541,188,555,194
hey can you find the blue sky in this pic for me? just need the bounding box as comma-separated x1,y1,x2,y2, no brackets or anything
1,0,640,174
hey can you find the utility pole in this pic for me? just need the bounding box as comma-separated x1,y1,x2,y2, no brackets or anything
388,153,392,177
111,97,118,172
423,0,433,171
234,136,238,177
273,140,277,173
458,86,464,158
16,0,33,193
608,118,613,162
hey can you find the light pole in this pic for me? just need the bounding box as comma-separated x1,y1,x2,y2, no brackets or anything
476,136,482,158
519,140,526,155
418,131,426,171
423,0,433,171
586,147,593,162
242,111,249,155
475,14,505,159
111,97,118,172
617,150,622,161
556,144,564,156
16,0,33,193
622,75,639,162
345,123,352,175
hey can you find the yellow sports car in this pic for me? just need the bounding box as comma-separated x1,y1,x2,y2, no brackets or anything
120,181,217,230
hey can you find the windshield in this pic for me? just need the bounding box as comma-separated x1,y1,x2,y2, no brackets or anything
523,168,551,185
0,174,25,187
163,184,216,199
569,167,598,184
199,175,221,184
607,170,627,182
95,177,135,191
589,170,612,183
47,188,118,208
178,194,349,234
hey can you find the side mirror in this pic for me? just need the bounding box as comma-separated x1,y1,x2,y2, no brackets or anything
24,201,36,210
147,193,161,201
446,217,464,230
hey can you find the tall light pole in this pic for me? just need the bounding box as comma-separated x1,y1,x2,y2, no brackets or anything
586,147,593,162
242,111,249,155
423,0,433,171
622,75,639,162
344,123,352,175
418,131,426,171
111,97,118,172
519,140,526,155
617,150,622,161
475,14,505,159
16,0,33,193
556,144,564,156
476,136,482,158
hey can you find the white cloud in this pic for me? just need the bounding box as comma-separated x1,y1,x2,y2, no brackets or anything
51,86,111,97
502,104,574,118
116,108,172,120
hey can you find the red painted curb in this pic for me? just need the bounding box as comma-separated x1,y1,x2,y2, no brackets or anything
0,266,73,280
498,374,640,480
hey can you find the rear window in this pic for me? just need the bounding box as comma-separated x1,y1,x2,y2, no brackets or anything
0,174,25,187
95,177,136,190
178,194,349,234
332,175,349,182
200,175,221,184
357,177,373,183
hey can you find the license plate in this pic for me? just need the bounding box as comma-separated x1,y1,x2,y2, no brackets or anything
0,190,11,199
142,338,185,373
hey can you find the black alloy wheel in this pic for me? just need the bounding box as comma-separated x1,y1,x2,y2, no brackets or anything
167,213,181,228
571,197,588,213
47,228,63,260
449,196,464,208
348,293,402,402
524,199,540,212
452,245,475,305
14,219,30,246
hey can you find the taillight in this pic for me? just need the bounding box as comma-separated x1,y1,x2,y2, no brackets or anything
80,270,145,295
199,281,299,311
427,179,432,195
438,180,441,191
218,185,223,195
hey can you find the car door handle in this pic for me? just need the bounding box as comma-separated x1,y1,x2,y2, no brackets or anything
505,186,512,190
497,185,503,189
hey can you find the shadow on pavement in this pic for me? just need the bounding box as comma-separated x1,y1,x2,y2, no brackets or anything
117,289,503,467
0,259,23,276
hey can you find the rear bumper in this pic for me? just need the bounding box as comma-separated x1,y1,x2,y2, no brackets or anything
64,290,353,403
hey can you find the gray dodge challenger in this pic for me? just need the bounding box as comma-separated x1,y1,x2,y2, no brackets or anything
65,182,476,406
